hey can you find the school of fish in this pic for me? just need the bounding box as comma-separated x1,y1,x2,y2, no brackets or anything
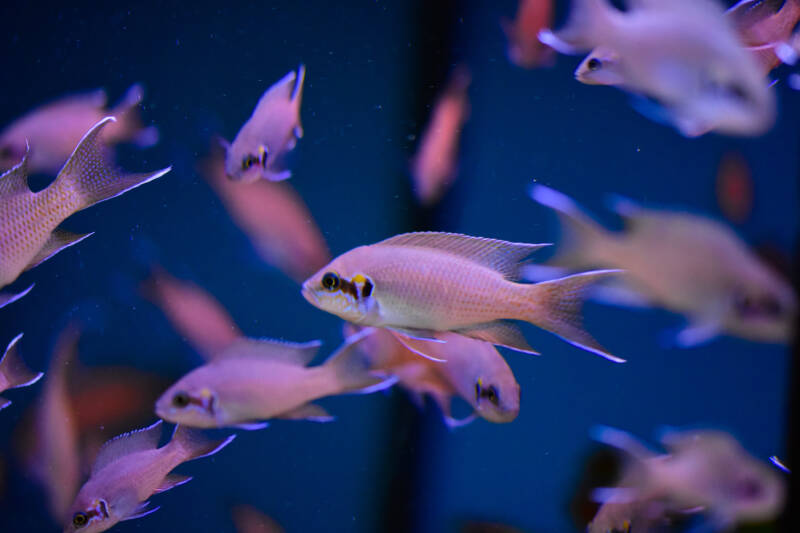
0,0,796,531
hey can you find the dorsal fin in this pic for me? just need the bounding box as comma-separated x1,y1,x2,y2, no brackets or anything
0,145,32,197
92,420,163,475
605,194,650,231
214,337,321,366
375,232,549,280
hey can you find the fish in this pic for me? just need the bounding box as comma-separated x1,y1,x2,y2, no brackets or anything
540,0,775,136
155,332,394,429
575,0,800,86
0,84,158,175
223,65,305,183
31,324,81,524
302,232,623,362
501,0,555,68
142,267,242,360
346,325,520,427
200,141,330,282
0,282,34,311
410,67,471,207
0,333,43,410
716,152,754,224
0,117,170,294
64,421,235,533
590,426,786,530
232,505,285,533
529,185,796,346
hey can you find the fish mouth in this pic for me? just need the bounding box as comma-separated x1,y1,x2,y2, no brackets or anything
301,284,318,305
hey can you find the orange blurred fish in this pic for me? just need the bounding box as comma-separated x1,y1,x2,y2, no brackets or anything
410,68,471,206
302,232,623,362
716,152,754,224
501,0,555,68
64,422,234,533
232,505,285,533
0,333,43,410
32,324,81,523
0,84,158,174
0,117,170,302
142,267,241,360
200,141,330,283
223,65,305,182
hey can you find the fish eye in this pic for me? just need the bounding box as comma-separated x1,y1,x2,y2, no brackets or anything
483,386,500,406
321,272,340,292
241,155,255,171
72,512,89,528
587,58,602,71
172,391,191,408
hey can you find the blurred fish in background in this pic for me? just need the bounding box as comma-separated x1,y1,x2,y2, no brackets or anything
501,0,555,69
716,152,755,225
0,333,43,411
199,140,330,283
231,504,285,533
529,185,796,346
0,84,158,174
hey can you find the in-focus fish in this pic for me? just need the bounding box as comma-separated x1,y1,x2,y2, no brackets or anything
142,267,242,360
0,85,158,174
64,421,234,533
501,0,555,68
302,232,623,362
0,117,170,296
0,282,34,311
0,333,43,410
591,426,786,530
716,152,754,224
32,324,81,524
529,185,796,346
347,326,520,427
155,332,393,429
223,65,305,183
410,68,471,207
541,0,775,136
232,505,285,533
574,47,625,86
201,141,330,282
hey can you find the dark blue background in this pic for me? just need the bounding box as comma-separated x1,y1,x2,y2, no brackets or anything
0,1,794,532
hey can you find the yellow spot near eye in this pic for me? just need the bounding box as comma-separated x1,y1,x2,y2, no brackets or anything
477,377,483,388
352,274,367,284
199,388,213,399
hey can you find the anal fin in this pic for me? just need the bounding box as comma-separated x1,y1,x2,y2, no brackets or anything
455,321,541,355
122,501,160,521
154,474,192,494
25,229,93,271
278,402,335,423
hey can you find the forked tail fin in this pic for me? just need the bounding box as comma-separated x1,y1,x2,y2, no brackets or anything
524,269,626,362
111,84,159,147
169,425,236,463
53,116,170,213
0,333,44,393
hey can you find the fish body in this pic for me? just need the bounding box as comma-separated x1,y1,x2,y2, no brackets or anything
201,141,330,281
531,186,796,345
410,68,471,206
155,334,391,428
224,65,305,183
0,333,43,410
544,0,775,136
64,421,234,533
0,117,170,291
502,0,555,68
0,85,158,174
303,232,623,362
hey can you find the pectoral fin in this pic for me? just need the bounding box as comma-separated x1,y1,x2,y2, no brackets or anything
278,403,335,423
672,318,721,348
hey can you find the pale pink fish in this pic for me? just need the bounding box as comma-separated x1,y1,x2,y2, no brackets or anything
346,325,519,427
591,426,786,530
232,505,285,533
223,65,305,183
529,185,796,346
0,333,43,410
576,0,800,86
64,421,234,533
155,331,394,429
501,0,555,68
0,84,158,174
32,324,81,523
302,232,624,362
200,141,330,283
541,0,775,137
142,266,242,361
410,67,471,207
0,117,171,299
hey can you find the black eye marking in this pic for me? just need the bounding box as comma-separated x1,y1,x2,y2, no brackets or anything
361,279,373,298
475,381,481,401
72,512,88,528
172,391,191,408
587,58,602,71
321,272,340,291
241,154,258,171
482,385,500,406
